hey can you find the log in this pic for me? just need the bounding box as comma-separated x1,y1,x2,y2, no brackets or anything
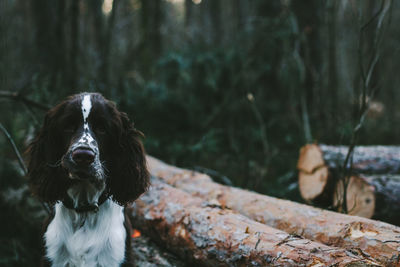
146,156,400,267
333,174,400,225
130,178,381,267
297,144,400,203
297,144,400,175
297,144,400,222
131,233,186,267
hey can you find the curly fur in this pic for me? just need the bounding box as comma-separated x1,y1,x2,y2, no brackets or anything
26,93,149,266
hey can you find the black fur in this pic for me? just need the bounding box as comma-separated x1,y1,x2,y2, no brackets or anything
27,93,149,205
26,93,149,266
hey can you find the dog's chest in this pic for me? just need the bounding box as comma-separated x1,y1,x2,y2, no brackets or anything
45,201,126,267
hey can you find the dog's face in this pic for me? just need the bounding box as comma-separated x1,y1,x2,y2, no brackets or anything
59,94,115,183
27,93,149,207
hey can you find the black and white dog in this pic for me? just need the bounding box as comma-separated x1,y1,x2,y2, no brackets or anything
27,93,149,266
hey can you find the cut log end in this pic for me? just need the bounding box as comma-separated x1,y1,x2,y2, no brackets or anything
298,166,329,202
333,176,376,218
297,144,325,174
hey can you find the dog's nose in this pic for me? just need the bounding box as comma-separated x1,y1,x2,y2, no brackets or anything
72,148,95,166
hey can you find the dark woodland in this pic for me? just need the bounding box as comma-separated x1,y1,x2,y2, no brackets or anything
0,0,399,265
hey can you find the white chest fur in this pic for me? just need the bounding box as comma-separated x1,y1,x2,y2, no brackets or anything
45,200,126,267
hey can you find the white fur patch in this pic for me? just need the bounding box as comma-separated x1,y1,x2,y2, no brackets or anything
45,201,126,267
81,94,92,123
67,180,105,209
72,93,96,151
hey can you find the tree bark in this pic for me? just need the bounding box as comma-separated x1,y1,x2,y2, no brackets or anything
131,233,186,267
130,178,381,267
146,155,400,267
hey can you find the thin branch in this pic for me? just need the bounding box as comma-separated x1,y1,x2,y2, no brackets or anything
0,105,53,216
22,102,40,127
0,122,52,216
247,93,269,156
300,85,312,143
0,91,50,111
0,123,27,175
360,0,385,32
340,0,391,214
193,166,233,186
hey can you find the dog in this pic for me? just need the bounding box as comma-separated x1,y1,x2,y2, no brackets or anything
27,92,149,267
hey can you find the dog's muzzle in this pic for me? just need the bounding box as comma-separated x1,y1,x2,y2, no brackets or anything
72,147,95,166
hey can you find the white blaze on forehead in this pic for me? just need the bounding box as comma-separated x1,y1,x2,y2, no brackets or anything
81,94,92,122
75,94,96,148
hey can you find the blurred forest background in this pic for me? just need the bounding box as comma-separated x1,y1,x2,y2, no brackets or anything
0,0,398,265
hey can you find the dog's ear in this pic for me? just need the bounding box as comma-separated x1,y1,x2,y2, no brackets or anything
26,103,70,203
108,110,150,206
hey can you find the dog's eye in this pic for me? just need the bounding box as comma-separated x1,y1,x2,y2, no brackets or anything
63,125,76,134
94,125,106,135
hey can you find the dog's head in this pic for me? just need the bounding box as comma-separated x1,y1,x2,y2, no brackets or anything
27,93,149,208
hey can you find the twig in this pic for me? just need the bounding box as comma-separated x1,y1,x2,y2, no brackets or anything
247,93,269,156
22,102,40,127
300,91,312,143
359,0,385,32
0,123,52,216
0,91,50,111
194,166,233,186
340,0,391,214
0,123,27,175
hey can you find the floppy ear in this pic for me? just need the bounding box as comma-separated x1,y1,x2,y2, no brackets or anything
108,111,150,206
26,106,70,204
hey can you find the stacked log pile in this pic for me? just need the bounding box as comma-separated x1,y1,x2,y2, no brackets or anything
127,156,400,267
297,144,400,225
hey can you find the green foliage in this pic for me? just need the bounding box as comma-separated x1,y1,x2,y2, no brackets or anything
1,0,399,264
121,15,305,198
0,138,46,266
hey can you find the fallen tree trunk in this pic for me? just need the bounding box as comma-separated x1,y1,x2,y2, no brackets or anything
297,144,400,175
297,144,400,203
131,232,186,267
333,174,400,225
297,144,400,222
130,178,380,267
146,156,400,267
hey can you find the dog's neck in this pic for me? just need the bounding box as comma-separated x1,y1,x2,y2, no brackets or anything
63,180,107,213
45,200,127,267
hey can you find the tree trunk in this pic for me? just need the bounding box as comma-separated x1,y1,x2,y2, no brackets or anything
131,233,186,267
233,0,243,30
208,0,222,44
327,1,338,125
147,156,400,267
69,0,79,90
333,174,400,225
100,0,118,91
130,178,381,267
31,0,60,89
184,0,194,28
138,0,162,77
297,144,400,204
55,0,66,88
